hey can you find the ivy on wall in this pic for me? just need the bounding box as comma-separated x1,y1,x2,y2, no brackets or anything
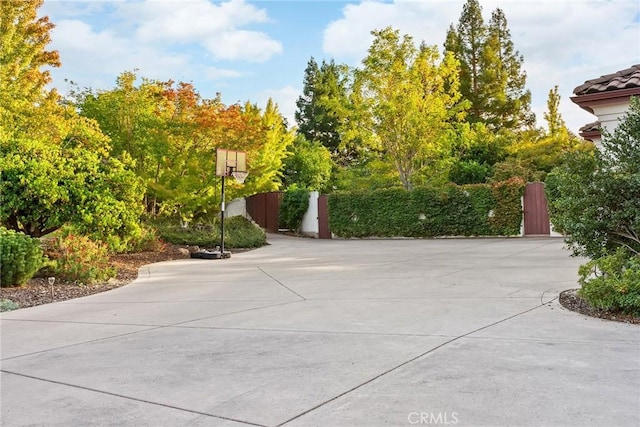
328,178,525,238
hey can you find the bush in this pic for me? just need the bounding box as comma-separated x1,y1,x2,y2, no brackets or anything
44,233,115,284
328,179,524,238
578,249,640,315
127,224,166,253
156,216,266,249
0,227,44,287
448,160,492,185
279,185,310,232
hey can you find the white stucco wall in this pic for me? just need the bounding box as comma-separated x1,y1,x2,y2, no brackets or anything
585,98,633,147
300,191,319,237
225,198,247,218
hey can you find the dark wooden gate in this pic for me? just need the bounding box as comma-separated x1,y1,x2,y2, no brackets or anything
523,182,550,235
318,194,331,239
246,192,282,233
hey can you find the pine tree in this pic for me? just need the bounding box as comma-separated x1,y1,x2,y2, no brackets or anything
486,8,534,129
294,57,348,161
444,0,534,130
448,0,487,124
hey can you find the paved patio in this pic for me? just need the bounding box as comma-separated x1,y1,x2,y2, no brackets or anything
1,234,638,426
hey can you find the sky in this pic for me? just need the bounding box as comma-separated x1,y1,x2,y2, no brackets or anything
40,0,640,135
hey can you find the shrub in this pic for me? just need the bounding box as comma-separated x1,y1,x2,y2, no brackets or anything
578,249,640,315
127,224,165,253
44,233,115,284
156,216,266,249
0,227,44,287
279,185,310,232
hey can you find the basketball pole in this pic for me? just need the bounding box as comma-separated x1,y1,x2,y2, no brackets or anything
219,166,233,258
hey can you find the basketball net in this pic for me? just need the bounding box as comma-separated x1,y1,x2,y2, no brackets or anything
231,171,248,184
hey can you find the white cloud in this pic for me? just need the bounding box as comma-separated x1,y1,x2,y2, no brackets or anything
50,19,190,86
256,85,301,128
202,30,283,62
120,0,281,62
323,0,640,134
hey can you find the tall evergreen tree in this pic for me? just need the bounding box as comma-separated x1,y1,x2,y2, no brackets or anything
444,0,534,130
444,0,487,124
486,8,534,129
294,57,349,162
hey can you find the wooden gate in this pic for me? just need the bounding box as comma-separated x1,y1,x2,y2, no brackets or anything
246,192,282,233
318,194,331,239
523,182,550,235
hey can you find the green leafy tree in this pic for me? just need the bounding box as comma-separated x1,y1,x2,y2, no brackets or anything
503,87,589,180
282,135,333,192
355,27,462,190
0,1,145,250
546,97,640,259
243,99,295,195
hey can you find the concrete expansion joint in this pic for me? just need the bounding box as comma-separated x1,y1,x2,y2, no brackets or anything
275,303,549,426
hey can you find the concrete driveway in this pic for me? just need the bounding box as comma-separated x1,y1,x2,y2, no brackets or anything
1,235,638,426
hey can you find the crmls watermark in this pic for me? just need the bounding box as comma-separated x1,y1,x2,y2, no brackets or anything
407,411,459,425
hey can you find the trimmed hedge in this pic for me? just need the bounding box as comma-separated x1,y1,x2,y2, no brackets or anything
328,178,525,238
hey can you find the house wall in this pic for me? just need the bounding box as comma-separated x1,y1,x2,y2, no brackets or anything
588,99,633,145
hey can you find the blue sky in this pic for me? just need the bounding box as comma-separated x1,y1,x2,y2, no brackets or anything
41,0,640,134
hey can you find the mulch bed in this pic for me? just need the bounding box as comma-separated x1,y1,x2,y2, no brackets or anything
559,289,640,325
1,244,190,310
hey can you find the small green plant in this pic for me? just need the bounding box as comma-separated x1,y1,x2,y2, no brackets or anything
0,227,44,287
279,185,310,232
44,233,115,284
578,249,640,315
0,299,20,312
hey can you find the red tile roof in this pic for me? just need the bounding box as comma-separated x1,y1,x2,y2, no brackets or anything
573,64,640,95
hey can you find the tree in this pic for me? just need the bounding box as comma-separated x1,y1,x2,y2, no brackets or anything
546,96,640,259
0,0,60,115
445,0,487,125
282,135,333,192
444,1,534,130
484,8,534,129
355,27,461,190
295,58,351,164
502,87,587,180
242,99,295,195
544,85,567,137
0,1,145,250
79,73,293,223
546,97,640,315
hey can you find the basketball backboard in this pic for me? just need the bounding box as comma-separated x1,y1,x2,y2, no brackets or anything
216,148,247,176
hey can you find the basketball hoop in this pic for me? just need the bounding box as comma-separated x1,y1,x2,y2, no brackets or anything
231,171,248,184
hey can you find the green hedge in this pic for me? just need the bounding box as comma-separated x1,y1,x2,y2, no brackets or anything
328,178,525,238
